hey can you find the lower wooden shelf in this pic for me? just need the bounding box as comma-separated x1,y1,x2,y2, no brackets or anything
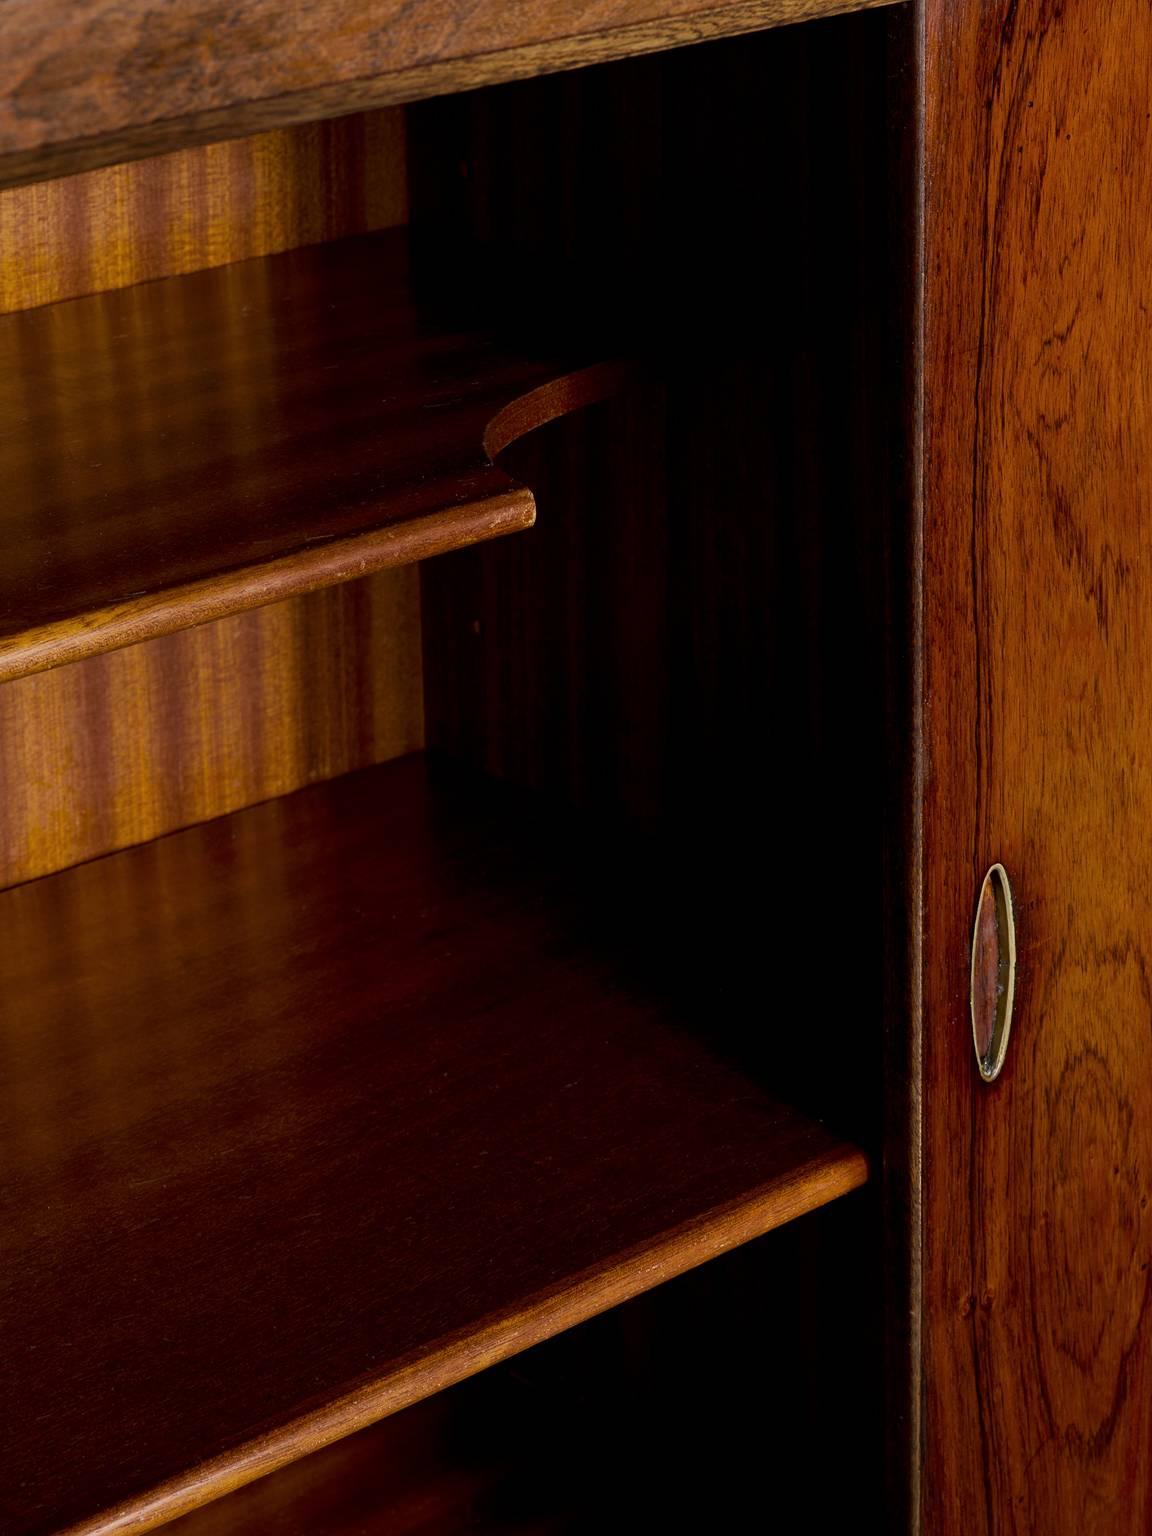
0,755,866,1536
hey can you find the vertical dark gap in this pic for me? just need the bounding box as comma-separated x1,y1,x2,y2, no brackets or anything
409,8,916,1527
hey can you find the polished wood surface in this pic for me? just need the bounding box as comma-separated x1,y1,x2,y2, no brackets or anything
0,0,901,190
0,228,614,684
166,1218,869,1534
0,571,423,890
0,114,423,890
0,109,405,313
163,1399,513,1536
0,753,866,1536
920,0,1152,1527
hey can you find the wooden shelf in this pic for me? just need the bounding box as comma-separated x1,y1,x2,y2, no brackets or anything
0,754,866,1536
0,228,616,683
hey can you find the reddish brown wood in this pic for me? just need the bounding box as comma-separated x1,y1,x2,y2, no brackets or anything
920,0,1152,1528
165,1220,867,1534
0,753,866,1536
0,0,900,190
162,1399,515,1536
0,228,616,684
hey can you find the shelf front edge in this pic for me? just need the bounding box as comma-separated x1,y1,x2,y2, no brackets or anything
0,336,627,684
60,1143,867,1536
0,492,534,685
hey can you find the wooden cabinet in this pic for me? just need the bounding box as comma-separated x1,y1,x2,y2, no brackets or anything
1,2,1147,1531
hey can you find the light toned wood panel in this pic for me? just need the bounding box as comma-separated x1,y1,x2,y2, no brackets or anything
0,109,406,313
0,110,417,885
0,571,423,889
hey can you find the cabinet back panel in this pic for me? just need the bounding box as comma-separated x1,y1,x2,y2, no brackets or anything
0,113,422,889
0,576,423,891
414,8,911,1143
0,109,406,312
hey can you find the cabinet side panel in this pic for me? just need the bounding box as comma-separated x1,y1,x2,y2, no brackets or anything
0,115,422,889
921,1,1152,1528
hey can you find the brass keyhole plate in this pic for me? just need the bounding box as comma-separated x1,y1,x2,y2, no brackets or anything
970,863,1017,1083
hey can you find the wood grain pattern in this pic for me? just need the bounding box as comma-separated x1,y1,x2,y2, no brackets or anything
920,0,1152,1528
160,1399,500,1535
0,112,422,889
0,0,903,191
0,753,866,1536
0,571,422,890
0,228,617,684
0,109,406,314
165,1216,874,1535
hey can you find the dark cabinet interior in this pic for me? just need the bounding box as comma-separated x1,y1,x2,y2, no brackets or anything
1,6,919,1533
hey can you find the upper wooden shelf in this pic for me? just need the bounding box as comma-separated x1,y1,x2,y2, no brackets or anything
0,753,866,1536
2,0,900,191
0,228,615,683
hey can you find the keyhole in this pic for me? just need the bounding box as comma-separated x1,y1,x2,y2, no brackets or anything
970,863,1017,1082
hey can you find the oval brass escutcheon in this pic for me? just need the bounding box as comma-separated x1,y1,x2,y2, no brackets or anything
970,863,1017,1082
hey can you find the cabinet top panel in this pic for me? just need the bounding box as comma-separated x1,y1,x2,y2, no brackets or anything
0,0,900,189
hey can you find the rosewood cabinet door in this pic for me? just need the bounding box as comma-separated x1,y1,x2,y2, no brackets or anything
920,0,1152,1529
